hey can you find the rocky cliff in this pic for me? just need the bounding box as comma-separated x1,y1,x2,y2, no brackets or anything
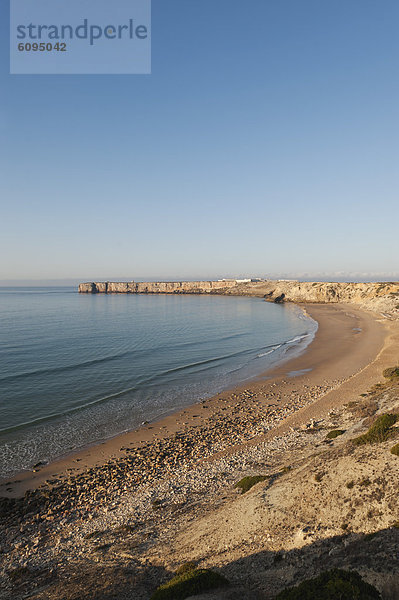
228,280,399,314
78,280,399,314
78,280,238,294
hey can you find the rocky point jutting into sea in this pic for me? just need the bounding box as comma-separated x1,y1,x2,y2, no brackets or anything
79,279,399,314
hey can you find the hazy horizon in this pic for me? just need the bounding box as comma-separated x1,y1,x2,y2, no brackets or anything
1,271,399,287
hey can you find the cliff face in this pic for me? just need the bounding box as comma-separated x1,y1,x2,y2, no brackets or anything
78,280,238,294
78,280,399,314
228,280,399,314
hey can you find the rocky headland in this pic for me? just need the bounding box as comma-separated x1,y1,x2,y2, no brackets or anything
79,279,399,315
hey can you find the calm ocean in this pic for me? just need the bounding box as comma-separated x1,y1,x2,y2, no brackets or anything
0,287,317,477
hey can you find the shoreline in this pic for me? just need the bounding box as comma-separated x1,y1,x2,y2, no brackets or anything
0,299,315,488
0,302,388,498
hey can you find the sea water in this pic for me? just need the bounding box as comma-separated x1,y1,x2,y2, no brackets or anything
0,287,317,477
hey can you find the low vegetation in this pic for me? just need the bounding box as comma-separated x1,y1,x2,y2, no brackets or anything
390,443,399,456
175,562,197,576
352,413,398,446
234,475,268,494
326,429,345,439
8,567,31,583
383,366,399,379
275,568,381,599
359,477,371,487
345,399,378,419
150,566,228,600
113,524,135,534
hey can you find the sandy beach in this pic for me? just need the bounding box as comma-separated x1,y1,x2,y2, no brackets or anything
0,302,388,498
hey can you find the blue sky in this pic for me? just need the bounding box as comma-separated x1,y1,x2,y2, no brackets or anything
1,0,398,282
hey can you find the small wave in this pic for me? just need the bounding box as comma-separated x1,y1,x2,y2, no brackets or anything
0,348,261,434
0,333,251,385
0,351,136,383
143,347,256,383
257,344,282,358
0,331,313,434
286,333,311,344
255,331,312,359
0,383,142,435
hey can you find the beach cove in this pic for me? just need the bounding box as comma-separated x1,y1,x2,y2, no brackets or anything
1,296,398,600
0,290,316,479
0,302,388,496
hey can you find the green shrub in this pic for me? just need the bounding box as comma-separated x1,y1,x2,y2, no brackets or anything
150,568,228,600
275,568,381,599
234,475,268,494
8,567,31,582
390,443,399,456
383,366,399,379
174,562,197,576
326,430,345,439
352,414,398,446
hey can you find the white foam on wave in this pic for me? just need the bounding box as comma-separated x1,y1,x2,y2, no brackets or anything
256,332,311,359
286,333,311,344
256,344,282,358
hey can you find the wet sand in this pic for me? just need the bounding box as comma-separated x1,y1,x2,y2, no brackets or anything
0,302,389,498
